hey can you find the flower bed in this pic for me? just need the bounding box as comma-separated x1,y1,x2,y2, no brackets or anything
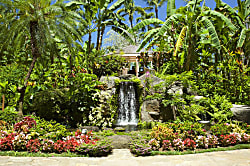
129,122,250,156
0,116,113,157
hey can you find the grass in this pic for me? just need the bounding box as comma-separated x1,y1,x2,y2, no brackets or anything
0,144,249,157
0,151,88,157
151,144,250,156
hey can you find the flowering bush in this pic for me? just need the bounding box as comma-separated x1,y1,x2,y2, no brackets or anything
0,130,8,139
13,132,28,151
151,125,176,143
129,144,152,156
0,133,16,150
207,135,219,148
172,138,184,151
26,139,41,152
162,140,172,151
219,134,237,146
64,137,79,152
148,139,160,151
183,138,196,150
14,116,36,133
53,140,68,153
41,139,54,153
77,139,113,157
196,136,209,149
241,133,250,143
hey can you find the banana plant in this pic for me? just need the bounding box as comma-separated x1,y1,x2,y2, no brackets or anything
215,0,250,66
132,0,237,71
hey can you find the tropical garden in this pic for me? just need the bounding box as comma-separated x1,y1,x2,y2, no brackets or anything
0,0,249,157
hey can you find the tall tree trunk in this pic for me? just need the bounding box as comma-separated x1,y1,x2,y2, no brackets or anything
129,15,136,43
98,26,105,50
155,6,158,19
96,25,101,50
2,95,4,112
185,29,192,71
18,21,40,117
88,31,92,54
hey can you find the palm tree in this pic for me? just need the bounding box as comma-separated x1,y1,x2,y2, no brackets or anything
117,0,147,29
95,0,125,50
0,0,84,116
143,0,167,19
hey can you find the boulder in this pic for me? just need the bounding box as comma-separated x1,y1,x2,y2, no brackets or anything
141,99,160,122
139,73,164,88
231,104,250,124
141,110,153,122
167,81,183,95
99,76,119,89
119,74,134,80
79,126,99,132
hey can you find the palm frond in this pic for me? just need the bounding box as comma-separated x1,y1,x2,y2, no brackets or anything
112,26,135,44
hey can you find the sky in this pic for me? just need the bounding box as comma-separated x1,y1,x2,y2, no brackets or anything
134,0,238,22
86,0,239,47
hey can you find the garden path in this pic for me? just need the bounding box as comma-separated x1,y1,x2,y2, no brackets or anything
0,149,249,166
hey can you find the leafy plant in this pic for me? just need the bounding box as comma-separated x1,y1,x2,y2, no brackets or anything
89,91,115,128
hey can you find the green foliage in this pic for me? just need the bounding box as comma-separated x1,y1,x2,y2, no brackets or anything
30,117,70,141
66,73,100,127
0,64,24,109
0,108,18,125
31,89,68,123
199,94,233,122
89,91,115,128
151,125,176,144
76,138,113,157
92,53,127,78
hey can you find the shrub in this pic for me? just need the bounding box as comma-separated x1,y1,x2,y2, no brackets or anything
14,116,36,133
241,133,250,143
77,139,113,157
196,136,209,149
219,134,237,146
0,108,18,125
13,132,28,151
207,135,219,148
162,140,172,151
41,139,54,153
26,139,41,152
148,139,160,151
88,91,115,128
172,138,184,151
30,117,69,141
129,144,152,156
31,89,68,123
183,138,196,150
0,133,16,150
151,125,176,144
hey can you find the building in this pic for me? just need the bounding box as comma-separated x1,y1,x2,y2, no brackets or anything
113,45,153,77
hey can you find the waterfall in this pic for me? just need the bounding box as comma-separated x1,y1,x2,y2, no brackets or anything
116,82,138,126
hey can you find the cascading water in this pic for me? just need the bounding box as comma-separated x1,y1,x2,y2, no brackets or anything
116,81,138,126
